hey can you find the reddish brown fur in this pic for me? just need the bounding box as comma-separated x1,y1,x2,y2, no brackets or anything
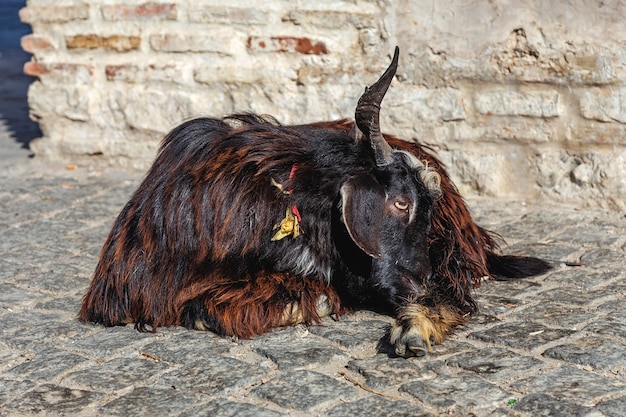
173,272,345,338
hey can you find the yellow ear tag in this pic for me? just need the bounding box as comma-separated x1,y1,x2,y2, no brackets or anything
271,206,301,240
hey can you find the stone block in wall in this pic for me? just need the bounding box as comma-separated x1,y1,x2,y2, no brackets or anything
188,7,268,25
66,35,141,52
105,64,185,85
474,90,560,118
20,34,54,53
579,87,626,123
101,3,178,20
108,88,192,133
565,122,626,145
28,82,91,123
384,86,466,125
149,34,233,54
23,63,94,85
447,120,555,144
535,150,626,210
437,145,537,197
282,10,378,29
19,4,90,24
29,122,159,170
247,36,328,55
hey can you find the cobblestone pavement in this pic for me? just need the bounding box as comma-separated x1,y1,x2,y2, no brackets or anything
2,7,626,417
1,154,625,417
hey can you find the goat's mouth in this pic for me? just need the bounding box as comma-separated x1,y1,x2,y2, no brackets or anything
397,266,428,297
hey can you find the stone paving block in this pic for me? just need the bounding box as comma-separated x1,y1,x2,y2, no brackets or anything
98,386,207,416
534,286,614,307
0,348,24,372
70,326,162,357
552,222,623,246
14,219,85,254
596,395,626,417
399,372,512,412
583,314,626,339
473,292,526,317
179,397,284,417
0,226,38,254
13,265,86,294
3,240,74,267
469,321,575,350
542,336,626,371
63,356,170,392
327,395,433,417
0,283,49,309
159,355,267,395
491,210,583,241
308,313,390,350
507,302,597,330
0,378,37,406
477,277,543,297
140,329,234,363
543,268,617,291
347,354,436,389
1,315,86,352
581,248,626,270
445,347,545,382
598,297,626,314
2,383,103,416
35,295,83,313
503,242,580,264
511,393,595,416
425,338,478,358
251,370,358,412
510,366,626,406
244,327,349,370
0,311,62,339
5,318,87,352
5,349,88,382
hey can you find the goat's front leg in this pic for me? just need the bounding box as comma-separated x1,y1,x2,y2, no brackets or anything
390,303,467,357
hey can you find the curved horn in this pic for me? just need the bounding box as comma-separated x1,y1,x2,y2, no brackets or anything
354,46,399,166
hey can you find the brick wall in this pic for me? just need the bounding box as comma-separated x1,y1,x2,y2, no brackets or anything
19,0,626,209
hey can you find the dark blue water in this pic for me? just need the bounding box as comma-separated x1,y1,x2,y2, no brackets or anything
0,0,39,148
0,0,31,49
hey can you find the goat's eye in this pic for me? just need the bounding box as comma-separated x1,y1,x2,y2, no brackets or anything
394,200,410,211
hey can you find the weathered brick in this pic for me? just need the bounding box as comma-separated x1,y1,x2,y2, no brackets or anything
579,87,626,123
24,62,94,83
108,87,192,132
21,35,54,53
19,4,90,24
102,2,177,20
283,10,377,29
66,35,141,52
247,36,328,55
474,90,560,118
194,65,269,84
188,7,267,25
23,62,49,77
566,121,626,145
383,86,466,123
149,34,230,54
106,64,181,84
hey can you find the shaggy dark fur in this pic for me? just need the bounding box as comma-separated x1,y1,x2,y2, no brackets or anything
79,48,551,357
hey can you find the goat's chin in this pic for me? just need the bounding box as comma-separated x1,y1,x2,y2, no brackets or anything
398,273,428,303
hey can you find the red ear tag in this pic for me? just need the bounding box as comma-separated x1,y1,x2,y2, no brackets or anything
270,164,304,241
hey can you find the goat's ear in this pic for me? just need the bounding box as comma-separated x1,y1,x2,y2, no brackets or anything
340,176,385,259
